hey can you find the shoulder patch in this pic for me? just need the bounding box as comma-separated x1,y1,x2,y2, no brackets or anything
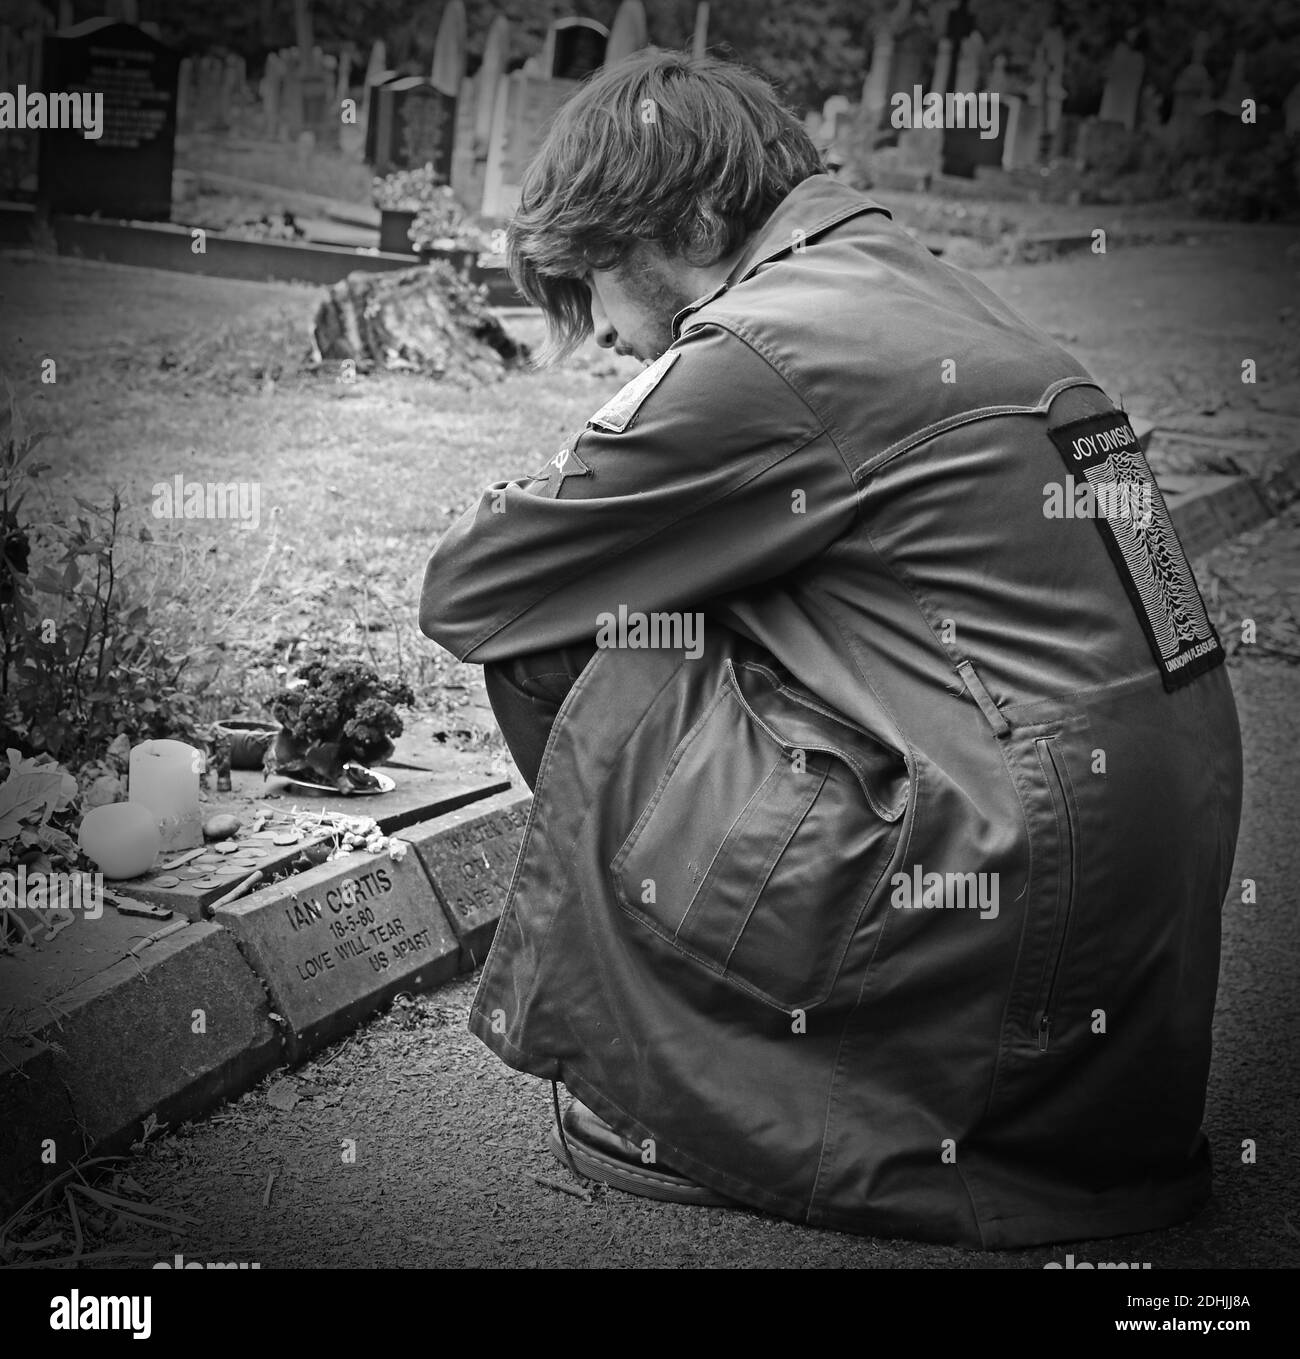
587,349,680,433
530,436,591,494
1046,409,1225,692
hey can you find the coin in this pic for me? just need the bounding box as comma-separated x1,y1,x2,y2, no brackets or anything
213,842,242,854
152,876,180,888
273,832,300,846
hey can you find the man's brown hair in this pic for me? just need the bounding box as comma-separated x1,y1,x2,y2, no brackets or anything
508,48,824,364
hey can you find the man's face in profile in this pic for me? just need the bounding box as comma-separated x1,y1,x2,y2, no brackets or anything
586,244,697,363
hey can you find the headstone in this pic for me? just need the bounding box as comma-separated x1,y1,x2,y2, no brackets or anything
214,849,461,1060
605,0,648,67
363,38,387,90
1098,38,1144,130
953,28,983,94
449,73,482,211
404,790,531,971
929,36,952,97
995,91,1019,168
38,18,179,221
1005,95,1041,169
482,69,579,218
175,55,194,132
1037,26,1067,138
371,76,456,178
260,51,284,139
196,52,223,130
1171,33,1212,128
431,0,466,98
281,48,304,139
544,16,608,81
219,52,246,130
890,16,930,102
989,52,1006,95
474,15,509,155
861,26,894,131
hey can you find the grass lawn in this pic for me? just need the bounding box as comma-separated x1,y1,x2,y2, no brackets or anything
1,226,1294,752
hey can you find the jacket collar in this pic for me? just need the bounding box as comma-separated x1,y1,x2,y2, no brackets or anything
672,175,892,336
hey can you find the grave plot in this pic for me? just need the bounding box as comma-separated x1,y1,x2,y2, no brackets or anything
108,762,511,921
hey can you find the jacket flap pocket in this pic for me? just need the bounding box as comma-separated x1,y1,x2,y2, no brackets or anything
725,661,909,822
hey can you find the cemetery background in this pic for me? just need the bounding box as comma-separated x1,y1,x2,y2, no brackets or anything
0,0,1298,1272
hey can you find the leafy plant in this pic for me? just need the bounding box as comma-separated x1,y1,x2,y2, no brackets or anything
371,162,448,211
408,185,494,253
267,658,413,789
0,384,215,768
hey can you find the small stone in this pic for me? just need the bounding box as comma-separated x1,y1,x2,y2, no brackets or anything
203,814,241,841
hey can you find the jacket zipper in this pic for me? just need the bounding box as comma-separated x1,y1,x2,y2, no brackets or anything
1035,738,1077,1053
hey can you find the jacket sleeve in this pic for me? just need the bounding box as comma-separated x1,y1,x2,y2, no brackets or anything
418,322,858,662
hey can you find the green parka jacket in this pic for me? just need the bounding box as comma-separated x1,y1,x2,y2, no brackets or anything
420,175,1243,1247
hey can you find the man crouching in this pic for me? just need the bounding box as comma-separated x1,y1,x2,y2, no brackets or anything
419,49,1242,1247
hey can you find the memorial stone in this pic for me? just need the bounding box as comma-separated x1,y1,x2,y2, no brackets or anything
215,848,460,1060
860,26,894,131
605,0,648,67
38,17,178,221
373,76,455,178
483,69,577,218
1098,38,1143,130
431,0,467,97
405,790,531,971
545,16,608,81
953,29,983,94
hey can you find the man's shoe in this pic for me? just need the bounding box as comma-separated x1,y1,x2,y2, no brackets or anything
549,1099,736,1207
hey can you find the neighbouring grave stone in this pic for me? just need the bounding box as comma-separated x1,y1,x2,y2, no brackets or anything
1098,36,1143,131
38,16,179,221
1170,34,1213,133
370,75,455,177
861,25,894,131
404,789,531,970
431,0,467,97
605,0,648,66
215,846,459,1059
952,28,983,95
544,16,608,81
482,68,577,218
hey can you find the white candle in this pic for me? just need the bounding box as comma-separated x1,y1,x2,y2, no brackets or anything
128,739,204,853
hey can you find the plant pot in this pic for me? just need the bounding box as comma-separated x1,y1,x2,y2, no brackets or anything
211,719,280,770
379,208,418,255
268,731,395,784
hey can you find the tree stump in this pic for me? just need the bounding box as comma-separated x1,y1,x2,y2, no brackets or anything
312,260,528,381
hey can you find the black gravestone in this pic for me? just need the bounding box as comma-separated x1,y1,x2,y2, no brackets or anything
38,18,179,221
551,19,607,81
371,76,455,178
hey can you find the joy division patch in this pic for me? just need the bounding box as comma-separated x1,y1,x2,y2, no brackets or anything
587,349,679,433
1048,409,1225,692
